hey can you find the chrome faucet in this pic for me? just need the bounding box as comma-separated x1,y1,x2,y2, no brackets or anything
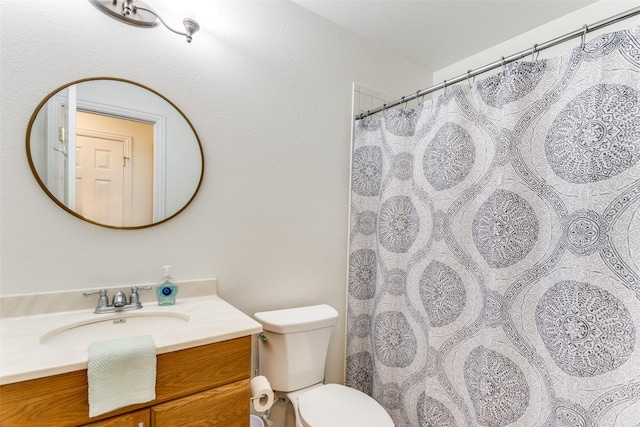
112,291,127,308
83,287,152,314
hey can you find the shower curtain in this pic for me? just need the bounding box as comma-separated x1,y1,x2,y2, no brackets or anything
347,26,640,426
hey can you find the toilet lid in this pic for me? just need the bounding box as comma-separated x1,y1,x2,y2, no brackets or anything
298,384,394,427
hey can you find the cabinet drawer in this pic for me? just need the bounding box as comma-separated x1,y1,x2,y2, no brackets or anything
151,378,249,427
156,336,250,401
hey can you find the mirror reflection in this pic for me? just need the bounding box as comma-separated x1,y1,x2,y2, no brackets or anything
27,78,204,229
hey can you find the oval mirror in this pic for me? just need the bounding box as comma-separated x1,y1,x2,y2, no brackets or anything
26,78,204,229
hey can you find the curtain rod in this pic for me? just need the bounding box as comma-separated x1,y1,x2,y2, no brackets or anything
356,5,640,120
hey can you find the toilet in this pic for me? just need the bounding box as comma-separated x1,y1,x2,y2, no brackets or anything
254,304,394,427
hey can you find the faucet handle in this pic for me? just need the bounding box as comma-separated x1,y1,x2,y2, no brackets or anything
83,289,109,308
130,286,152,306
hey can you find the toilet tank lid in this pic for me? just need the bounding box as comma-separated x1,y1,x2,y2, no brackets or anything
254,304,338,334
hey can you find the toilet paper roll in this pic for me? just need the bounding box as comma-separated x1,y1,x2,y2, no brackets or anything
250,375,275,412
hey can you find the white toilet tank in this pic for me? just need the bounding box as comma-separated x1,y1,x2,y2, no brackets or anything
255,305,338,392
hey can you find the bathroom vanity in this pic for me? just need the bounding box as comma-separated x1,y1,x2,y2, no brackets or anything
0,280,262,427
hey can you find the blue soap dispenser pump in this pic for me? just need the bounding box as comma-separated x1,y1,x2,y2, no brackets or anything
156,265,178,306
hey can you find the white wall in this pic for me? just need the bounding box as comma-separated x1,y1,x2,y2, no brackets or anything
0,0,430,390
434,0,640,84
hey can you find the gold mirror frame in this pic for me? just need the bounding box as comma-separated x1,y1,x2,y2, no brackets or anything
26,77,204,229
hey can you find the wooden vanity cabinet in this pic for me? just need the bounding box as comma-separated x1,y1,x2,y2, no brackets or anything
0,336,251,427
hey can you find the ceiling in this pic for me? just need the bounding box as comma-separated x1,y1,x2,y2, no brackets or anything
293,0,597,71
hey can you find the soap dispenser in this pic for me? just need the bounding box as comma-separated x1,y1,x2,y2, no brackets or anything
156,265,178,306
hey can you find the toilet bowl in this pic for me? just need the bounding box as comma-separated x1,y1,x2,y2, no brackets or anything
288,383,394,427
254,305,394,427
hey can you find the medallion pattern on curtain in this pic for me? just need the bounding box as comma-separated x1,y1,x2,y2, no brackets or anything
347,26,640,426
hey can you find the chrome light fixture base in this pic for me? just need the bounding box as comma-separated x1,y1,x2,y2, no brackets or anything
89,0,158,28
89,0,200,43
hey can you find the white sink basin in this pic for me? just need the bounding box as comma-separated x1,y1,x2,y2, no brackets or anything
40,312,189,352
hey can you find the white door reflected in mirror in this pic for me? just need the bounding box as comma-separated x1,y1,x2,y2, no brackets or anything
76,112,154,227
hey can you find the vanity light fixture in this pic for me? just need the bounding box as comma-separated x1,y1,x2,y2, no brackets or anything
89,0,200,43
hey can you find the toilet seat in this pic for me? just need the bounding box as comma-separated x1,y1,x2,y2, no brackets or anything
296,384,394,427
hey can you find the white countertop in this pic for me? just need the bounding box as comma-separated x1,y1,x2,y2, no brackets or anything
0,279,262,385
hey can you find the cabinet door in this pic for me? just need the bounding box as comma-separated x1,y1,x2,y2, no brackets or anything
151,379,249,427
80,409,150,427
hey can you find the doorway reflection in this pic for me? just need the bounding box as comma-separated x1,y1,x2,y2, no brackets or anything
76,112,154,227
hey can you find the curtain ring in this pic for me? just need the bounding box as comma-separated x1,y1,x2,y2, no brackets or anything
418,90,426,104
466,70,473,89
531,44,538,62
581,24,588,49
501,56,507,72
443,79,448,96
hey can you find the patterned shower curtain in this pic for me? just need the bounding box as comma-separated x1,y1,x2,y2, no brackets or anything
346,26,640,426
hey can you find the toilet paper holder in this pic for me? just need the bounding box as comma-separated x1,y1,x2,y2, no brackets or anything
250,394,267,401
250,375,275,412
